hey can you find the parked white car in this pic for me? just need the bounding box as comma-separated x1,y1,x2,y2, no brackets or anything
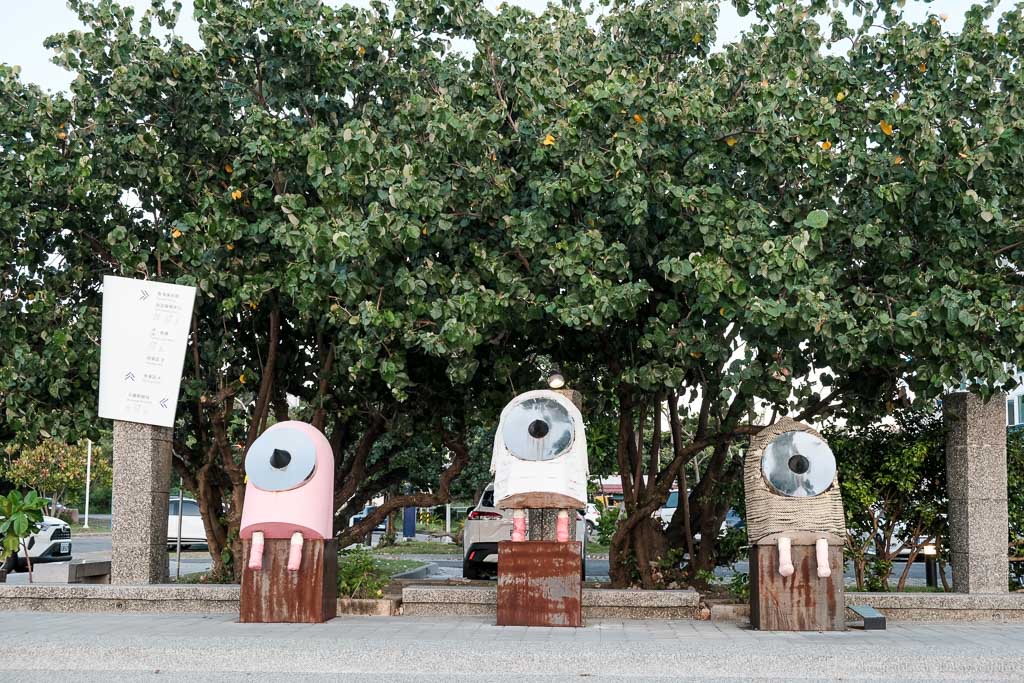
584,503,600,540
167,498,208,548
655,491,745,539
1,515,72,573
462,484,586,580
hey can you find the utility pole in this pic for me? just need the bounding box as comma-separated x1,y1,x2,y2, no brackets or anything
83,439,92,529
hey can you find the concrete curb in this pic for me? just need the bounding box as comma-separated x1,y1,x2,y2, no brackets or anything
710,592,1024,623
4,582,1022,622
848,591,1024,622
0,583,239,613
391,562,433,580
402,585,701,619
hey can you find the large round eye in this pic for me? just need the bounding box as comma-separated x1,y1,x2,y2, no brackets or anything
761,431,836,497
502,396,575,461
245,426,317,492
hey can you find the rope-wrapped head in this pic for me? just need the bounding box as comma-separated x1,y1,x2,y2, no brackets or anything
743,417,845,545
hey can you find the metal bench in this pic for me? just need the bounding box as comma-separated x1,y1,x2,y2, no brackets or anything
67,559,111,584
848,604,886,630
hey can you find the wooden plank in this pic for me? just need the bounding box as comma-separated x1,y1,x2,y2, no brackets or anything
240,538,337,623
750,543,845,631
497,541,582,627
497,492,586,509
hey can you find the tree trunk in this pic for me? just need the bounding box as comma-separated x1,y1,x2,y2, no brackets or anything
21,539,33,583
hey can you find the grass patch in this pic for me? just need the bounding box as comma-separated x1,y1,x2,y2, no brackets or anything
586,542,609,555
171,571,235,584
70,520,111,534
372,540,461,555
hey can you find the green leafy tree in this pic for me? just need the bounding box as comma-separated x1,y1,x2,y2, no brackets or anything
5,0,543,578
827,409,947,591
3,440,113,519
4,0,1023,588
0,490,47,581
452,0,1024,586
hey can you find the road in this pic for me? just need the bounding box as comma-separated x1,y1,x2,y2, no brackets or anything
4,534,948,586
3,533,213,585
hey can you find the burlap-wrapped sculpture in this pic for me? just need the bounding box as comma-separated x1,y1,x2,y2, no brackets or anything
744,417,846,631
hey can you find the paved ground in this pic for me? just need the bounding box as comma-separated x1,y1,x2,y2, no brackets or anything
0,611,1020,681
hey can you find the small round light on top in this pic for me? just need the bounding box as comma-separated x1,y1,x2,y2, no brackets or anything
547,373,565,389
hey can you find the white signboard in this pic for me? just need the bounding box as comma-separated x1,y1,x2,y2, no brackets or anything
98,275,196,427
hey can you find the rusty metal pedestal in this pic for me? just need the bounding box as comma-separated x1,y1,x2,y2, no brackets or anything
749,543,845,631
240,538,338,623
497,540,582,627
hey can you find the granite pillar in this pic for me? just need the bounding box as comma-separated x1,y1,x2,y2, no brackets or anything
111,421,173,584
944,392,1008,593
527,509,577,541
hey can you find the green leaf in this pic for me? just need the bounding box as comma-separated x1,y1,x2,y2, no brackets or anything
805,210,829,229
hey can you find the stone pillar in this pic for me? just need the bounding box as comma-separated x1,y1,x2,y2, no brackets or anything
111,421,173,584
527,509,576,541
944,392,1008,593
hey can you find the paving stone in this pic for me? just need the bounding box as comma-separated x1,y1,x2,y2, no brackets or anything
0,612,1023,680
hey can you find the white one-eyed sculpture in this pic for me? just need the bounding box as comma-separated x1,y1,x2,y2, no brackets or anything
490,389,588,542
744,417,846,631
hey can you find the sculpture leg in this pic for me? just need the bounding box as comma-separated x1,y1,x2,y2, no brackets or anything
777,537,794,577
287,531,303,571
815,538,831,578
248,531,264,571
556,510,570,542
512,509,526,542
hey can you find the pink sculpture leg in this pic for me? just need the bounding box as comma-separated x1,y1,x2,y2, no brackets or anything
287,531,303,571
248,531,264,571
556,510,570,543
777,536,794,577
512,509,526,542
815,538,831,578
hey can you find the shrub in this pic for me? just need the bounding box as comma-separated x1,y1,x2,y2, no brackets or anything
337,547,389,599
0,489,47,581
595,500,620,546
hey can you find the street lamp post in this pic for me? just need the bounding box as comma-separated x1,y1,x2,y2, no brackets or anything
83,439,92,529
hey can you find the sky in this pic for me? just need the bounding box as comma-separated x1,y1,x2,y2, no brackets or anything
0,0,989,93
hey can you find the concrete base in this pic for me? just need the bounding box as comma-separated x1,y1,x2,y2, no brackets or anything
0,585,401,617
337,598,401,616
4,583,1022,623
403,585,701,619
110,421,173,584
851,591,1024,622
714,592,1024,623
0,584,239,613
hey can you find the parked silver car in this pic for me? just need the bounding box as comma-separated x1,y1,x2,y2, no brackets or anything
462,484,586,579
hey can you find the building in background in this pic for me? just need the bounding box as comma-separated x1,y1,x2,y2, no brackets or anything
1007,369,1024,427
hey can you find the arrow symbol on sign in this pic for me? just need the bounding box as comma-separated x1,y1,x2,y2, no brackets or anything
160,398,169,409
124,371,136,381
139,290,150,301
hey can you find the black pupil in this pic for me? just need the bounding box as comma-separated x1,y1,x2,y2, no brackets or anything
788,454,810,475
528,420,550,438
270,448,292,469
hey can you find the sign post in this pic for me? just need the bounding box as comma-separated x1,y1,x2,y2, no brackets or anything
99,276,196,584
99,276,196,427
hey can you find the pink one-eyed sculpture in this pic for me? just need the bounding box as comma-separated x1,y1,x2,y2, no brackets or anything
239,420,338,623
